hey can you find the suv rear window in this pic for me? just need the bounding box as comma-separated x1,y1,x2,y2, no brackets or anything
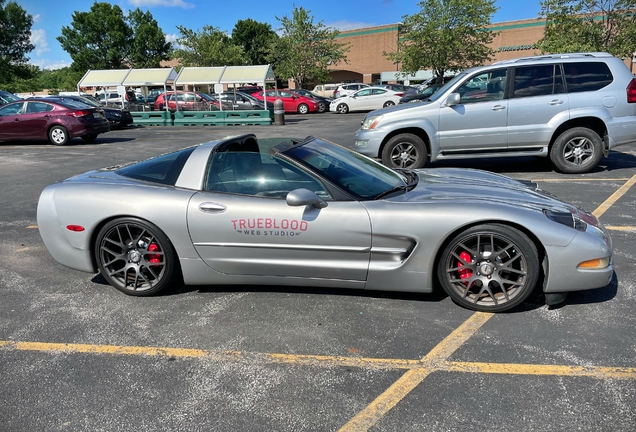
564,62,613,93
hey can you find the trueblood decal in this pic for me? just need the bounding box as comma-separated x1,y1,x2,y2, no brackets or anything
231,218,308,236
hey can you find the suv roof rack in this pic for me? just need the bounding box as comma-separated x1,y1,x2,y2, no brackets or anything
492,52,613,65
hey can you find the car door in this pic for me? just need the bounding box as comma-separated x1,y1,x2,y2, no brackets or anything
19,101,55,139
349,89,373,110
438,69,509,151
507,64,569,149
278,91,296,111
368,88,391,110
187,150,372,280
0,102,26,140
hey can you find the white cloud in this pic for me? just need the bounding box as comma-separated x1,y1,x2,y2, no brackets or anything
30,59,71,70
128,0,194,9
30,29,50,56
32,14,41,23
325,20,379,31
165,33,179,43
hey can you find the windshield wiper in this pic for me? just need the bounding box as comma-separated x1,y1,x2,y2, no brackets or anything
374,184,408,200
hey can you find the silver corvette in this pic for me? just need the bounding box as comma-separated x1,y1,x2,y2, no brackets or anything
37,134,613,312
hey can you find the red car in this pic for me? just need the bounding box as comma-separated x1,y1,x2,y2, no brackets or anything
154,91,219,111
252,90,319,114
0,98,110,145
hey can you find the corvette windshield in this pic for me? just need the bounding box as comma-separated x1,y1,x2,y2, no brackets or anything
281,138,409,200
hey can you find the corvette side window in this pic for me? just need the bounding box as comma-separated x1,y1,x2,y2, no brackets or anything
206,151,331,200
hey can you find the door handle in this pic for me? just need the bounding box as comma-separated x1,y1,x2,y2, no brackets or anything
199,202,227,213
13,118,21,122
549,99,564,105
491,105,506,111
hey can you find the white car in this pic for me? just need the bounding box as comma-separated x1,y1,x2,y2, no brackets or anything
330,87,403,114
333,83,369,98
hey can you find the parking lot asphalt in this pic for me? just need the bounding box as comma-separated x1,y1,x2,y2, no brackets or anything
1,113,635,431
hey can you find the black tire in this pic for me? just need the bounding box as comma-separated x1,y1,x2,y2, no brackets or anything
437,224,539,312
336,103,349,114
297,103,309,114
81,134,98,143
381,133,427,169
95,217,178,296
317,101,327,113
48,125,69,146
383,101,395,108
549,127,603,174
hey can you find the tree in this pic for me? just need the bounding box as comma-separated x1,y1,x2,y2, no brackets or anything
126,8,171,68
171,25,245,67
385,0,498,83
0,0,35,87
232,19,278,65
537,0,636,57
267,6,349,89
57,2,132,71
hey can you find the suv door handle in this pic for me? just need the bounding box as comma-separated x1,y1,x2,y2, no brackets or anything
549,99,564,105
491,105,506,111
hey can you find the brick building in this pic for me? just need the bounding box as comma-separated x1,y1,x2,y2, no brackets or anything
327,17,635,85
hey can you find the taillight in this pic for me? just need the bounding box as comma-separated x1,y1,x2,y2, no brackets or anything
627,79,636,103
394,93,404,97
66,110,92,118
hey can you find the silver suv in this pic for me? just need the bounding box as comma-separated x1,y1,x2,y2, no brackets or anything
355,52,636,173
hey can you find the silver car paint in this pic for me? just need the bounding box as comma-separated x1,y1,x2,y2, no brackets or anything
37,137,613,295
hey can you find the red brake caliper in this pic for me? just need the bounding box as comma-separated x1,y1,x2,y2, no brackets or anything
458,251,473,282
148,243,161,265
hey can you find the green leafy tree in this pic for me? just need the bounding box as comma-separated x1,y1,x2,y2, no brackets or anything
0,0,35,88
57,2,132,71
267,6,349,89
537,0,636,57
171,25,245,66
38,67,84,92
385,0,498,83
232,19,278,65
127,8,171,68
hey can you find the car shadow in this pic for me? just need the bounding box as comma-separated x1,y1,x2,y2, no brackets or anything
0,137,135,146
428,150,636,174
168,282,450,304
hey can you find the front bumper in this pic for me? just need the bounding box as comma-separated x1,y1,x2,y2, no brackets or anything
354,128,385,158
543,223,613,293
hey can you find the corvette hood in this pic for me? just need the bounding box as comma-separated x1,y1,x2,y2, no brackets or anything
394,168,577,212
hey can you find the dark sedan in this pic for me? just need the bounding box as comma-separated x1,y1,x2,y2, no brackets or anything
212,91,273,110
399,84,443,104
47,95,133,129
0,98,110,145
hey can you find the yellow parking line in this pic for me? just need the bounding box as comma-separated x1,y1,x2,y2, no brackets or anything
5,341,208,358
530,178,630,182
593,174,636,218
337,312,493,432
605,225,636,231
447,362,636,380
26,225,38,229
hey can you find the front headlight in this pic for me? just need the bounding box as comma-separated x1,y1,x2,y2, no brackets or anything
361,114,383,130
543,209,587,232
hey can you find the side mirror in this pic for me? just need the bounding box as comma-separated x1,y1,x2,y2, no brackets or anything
446,93,461,106
286,188,328,209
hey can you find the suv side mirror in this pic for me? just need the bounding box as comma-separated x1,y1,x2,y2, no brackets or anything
446,93,461,106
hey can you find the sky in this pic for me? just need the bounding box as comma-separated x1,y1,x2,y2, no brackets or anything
18,0,544,70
